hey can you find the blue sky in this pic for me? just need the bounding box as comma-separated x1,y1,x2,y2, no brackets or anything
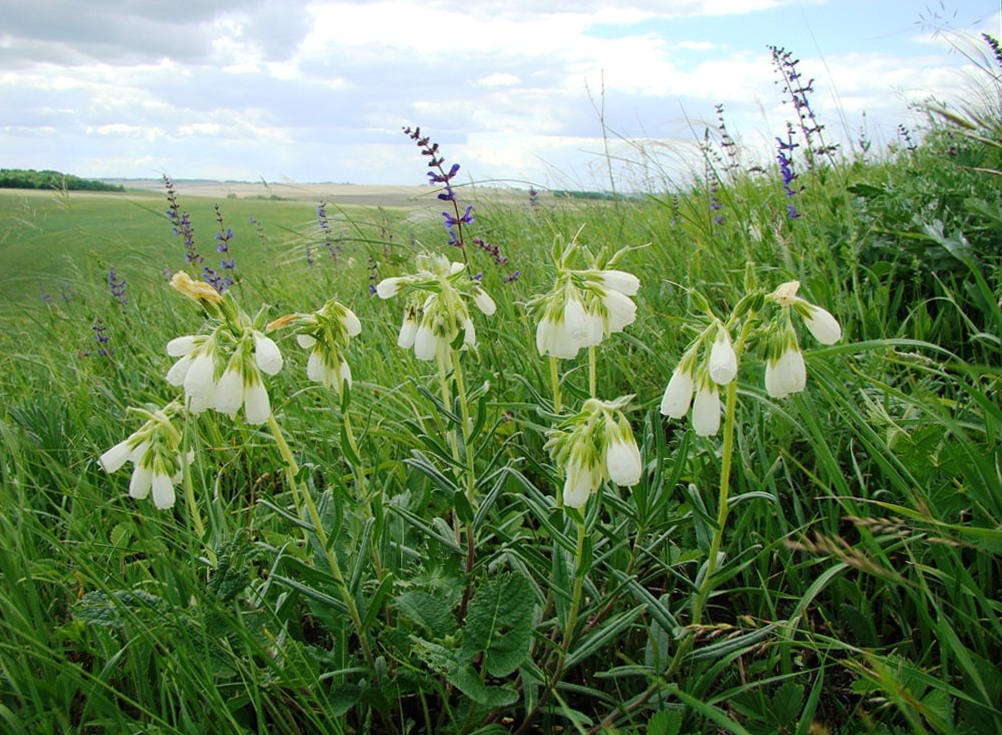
0,0,998,189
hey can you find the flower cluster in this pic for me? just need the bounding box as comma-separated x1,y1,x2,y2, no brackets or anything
545,397,643,508
764,280,841,398
377,254,496,361
99,403,187,509
164,271,283,425
659,322,737,437
404,125,473,259
268,300,362,396
91,319,112,358
769,44,838,164
205,204,236,292
660,280,842,436
531,240,640,359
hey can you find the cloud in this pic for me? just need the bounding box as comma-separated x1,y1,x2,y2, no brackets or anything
0,0,992,187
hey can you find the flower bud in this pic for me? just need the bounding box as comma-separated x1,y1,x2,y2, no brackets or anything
708,329,738,386
803,306,842,345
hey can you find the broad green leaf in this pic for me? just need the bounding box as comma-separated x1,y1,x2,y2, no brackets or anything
462,573,534,677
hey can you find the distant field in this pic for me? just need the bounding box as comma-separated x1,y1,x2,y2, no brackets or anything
0,183,534,312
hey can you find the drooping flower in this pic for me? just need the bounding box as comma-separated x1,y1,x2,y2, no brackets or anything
691,382,721,437
707,327,738,386
268,299,360,396
802,305,842,345
765,346,806,399
99,403,187,510
660,365,695,419
530,246,642,360
546,396,642,509
376,253,493,362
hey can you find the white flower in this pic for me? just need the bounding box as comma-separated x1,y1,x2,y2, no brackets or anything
603,288,637,334
708,329,738,386
803,306,842,345
183,350,216,414
462,318,476,350
376,277,403,299
397,314,418,349
166,335,200,357
243,380,271,425
660,366,694,419
341,308,362,338
691,384,721,437
563,455,600,509
581,304,605,347
151,470,175,510
600,269,640,296
605,435,642,486
129,464,154,500
253,332,283,376
297,333,317,348
563,296,590,346
536,314,580,359
214,364,244,416
473,287,496,316
165,352,194,386
765,348,806,399
99,438,136,474
413,323,439,361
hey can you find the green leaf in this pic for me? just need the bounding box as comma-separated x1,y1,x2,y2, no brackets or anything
647,709,683,735
396,590,457,639
462,573,535,677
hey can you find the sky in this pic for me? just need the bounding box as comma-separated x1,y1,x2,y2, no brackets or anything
1,0,999,189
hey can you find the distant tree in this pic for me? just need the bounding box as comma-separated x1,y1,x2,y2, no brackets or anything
0,168,124,192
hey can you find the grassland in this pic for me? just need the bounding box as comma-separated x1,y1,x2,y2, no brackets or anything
1,74,1001,735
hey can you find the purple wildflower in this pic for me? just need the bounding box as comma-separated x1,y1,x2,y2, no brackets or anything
769,45,838,165
210,204,236,291
163,174,201,265
108,267,128,311
777,124,803,220
91,319,112,358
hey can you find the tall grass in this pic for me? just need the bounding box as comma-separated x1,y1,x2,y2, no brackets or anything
1,34,1001,735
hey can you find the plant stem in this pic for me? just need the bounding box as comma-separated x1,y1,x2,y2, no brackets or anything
664,314,755,678
550,356,562,413
267,414,376,672
588,345,597,398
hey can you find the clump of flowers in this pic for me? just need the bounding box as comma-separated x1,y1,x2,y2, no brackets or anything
545,396,643,508
763,280,841,398
164,271,283,425
99,402,188,509
530,236,641,360
376,253,495,361
661,280,841,435
267,300,362,396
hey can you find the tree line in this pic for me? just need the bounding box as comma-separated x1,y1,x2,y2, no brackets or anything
0,168,125,192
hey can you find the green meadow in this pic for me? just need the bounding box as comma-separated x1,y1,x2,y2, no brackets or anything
1,47,1001,735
